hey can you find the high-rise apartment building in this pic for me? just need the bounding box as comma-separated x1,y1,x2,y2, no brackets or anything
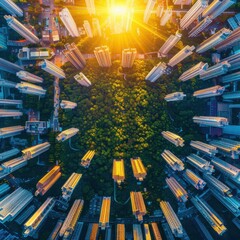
0,148,19,161
193,85,225,98
59,8,80,37
0,126,24,139
74,72,92,87
22,142,50,159
133,224,143,239
204,174,232,197
190,140,218,157
186,154,214,174
160,201,183,237
94,46,112,67
200,61,230,80
209,138,240,159
0,57,23,74
0,187,33,223
16,82,46,97
60,100,77,109
131,157,147,181
164,92,186,102
166,177,188,202
202,0,236,20
85,0,95,15
168,45,195,67
16,71,43,84
4,15,39,43
180,0,208,29
83,20,93,38
130,192,147,221
161,131,185,147
99,197,111,230
145,62,167,82
0,109,23,118
173,0,192,5
40,60,66,79
193,116,229,127
215,26,240,51
161,150,184,171
160,8,172,26
0,35,7,51
223,91,240,100
35,165,61,196
211,157,240,184
0,0,23,17
112,159,125,184
23,198,55,237
158,31,182,57
179,62,208,81
0,99,22,107
156,4,164,18
63,43,86,70
116,224,125,240
61,172,82,201
188,17,213,37
143,0,157,23
59,199,84,238
56,128,79,142
80,150,95,168
196,28,231,53
121,48,137,68
92,18,102,37
191,196,227,235
150,223,162,240
183,169,206,190
221,70,240,83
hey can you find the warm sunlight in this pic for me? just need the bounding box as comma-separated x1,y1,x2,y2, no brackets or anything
109,5,127,15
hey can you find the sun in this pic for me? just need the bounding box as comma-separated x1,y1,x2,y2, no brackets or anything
109,5,127,15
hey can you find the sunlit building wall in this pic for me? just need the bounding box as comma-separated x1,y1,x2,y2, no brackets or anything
0,148,19,161
112,159,125,184
143,0,157,23
193,85,225,98
193,116,229,127
94,46,112,67
173,0,192,5
150,223,162,240
161,131,184,147
40,60,66,79
156,4,164,18
160,201,183,238
133,224,143,240
164,92,186,102
0,109,23,118
0,57,23,74
220,70,240,83
200,61,230,80
92,18,102,37
189,17,213,37
60,100,77,109
160,8,172,26
0,0,23,17
56,128,79,142
145,62,167,82
99,197,111,230
4,15,39,43
131,157,147,181
161,149,184,171
190,140,218,157
83,20,93,38
0,99,22,107
22,142,50,159
0,126,24,139
0,35,7,51
186,154,214,174
183,169,206,190
74,72,92,87
16,82,46,97
130,191,147,221
158,31,182,57
80,150,95,168
85,0,95,15
166,177,188,202
223,91,240,100
16,71,43,84
191,196,227,235
23,198,55,237
196,28,231,53
116,224,125,240
179,62,208,81
121,48,137,68
180,0,208,30
59,8,80,37
168,45,195,67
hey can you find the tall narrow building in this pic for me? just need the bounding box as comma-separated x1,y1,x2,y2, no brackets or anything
121,48,137,68
0,126,24,139
80,150,95,168
74,72,92,87
193,116,229,127
193,85,225,98
16,71,43,84
158,31,182,57
145,62,167,82
143,0,157,23
161,131,184,147
21,142,50,159
4,15,39,43
180,0,208,29
16,82,46,97
99,197,111,230
131,157,147,181
188,17,213,37
160,8,172,26
63,43,86,70
40,60,66,79
161,150,184,171
85,0,95,15
0,57,23,74
94,46,111,67
83,20,93,38
130,192,147,221
190,140,218,157
56,128,79,142
92,18,102,37
196,28,231,53
112,159,125,185
179,62,208,81
183,169,206,190
164,92,186,102
0,109,23,118
0,0,23,17
168,45,195,67
60,100,77,109
59,8,80,37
